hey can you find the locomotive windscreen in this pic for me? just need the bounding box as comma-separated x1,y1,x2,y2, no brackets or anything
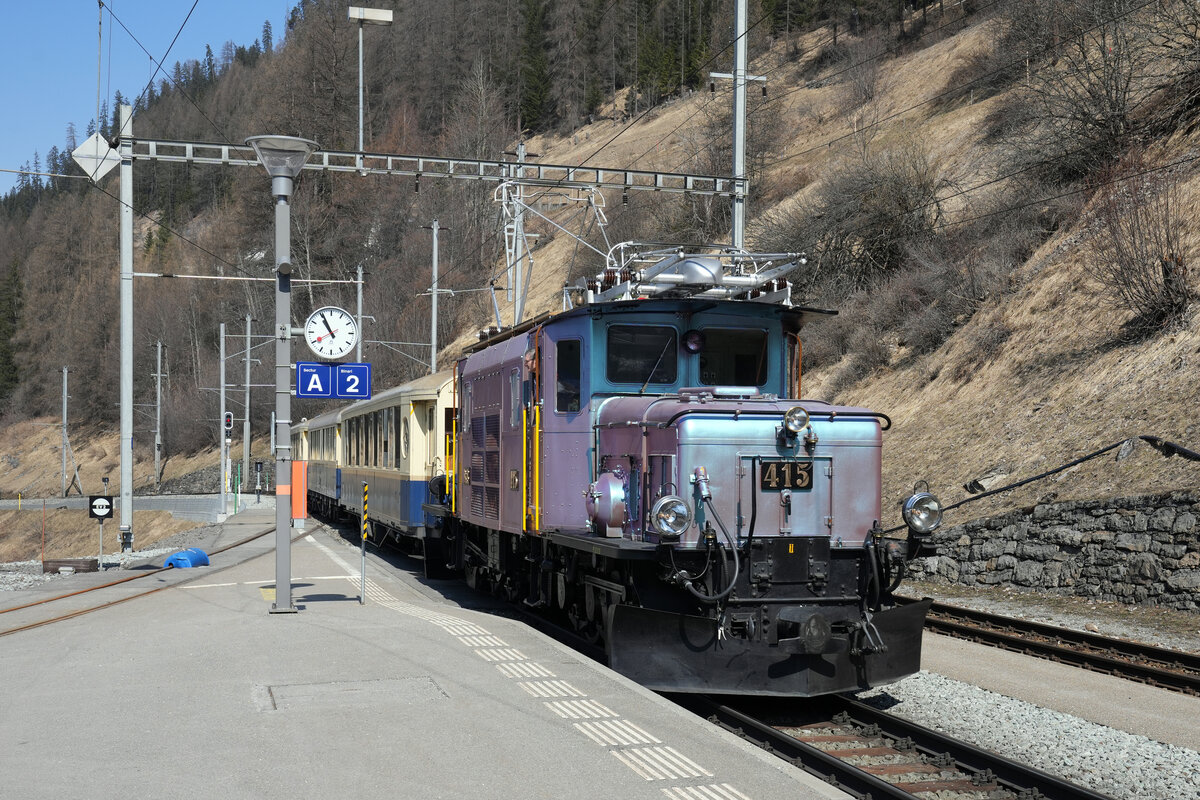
607,325,677,384
698,328,768,386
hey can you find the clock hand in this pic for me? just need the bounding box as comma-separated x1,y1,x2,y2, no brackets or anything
322,314,336,338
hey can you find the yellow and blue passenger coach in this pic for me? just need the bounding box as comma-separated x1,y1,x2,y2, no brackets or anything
296,371,455,562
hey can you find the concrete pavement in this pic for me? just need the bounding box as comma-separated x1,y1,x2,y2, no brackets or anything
0,505,848,800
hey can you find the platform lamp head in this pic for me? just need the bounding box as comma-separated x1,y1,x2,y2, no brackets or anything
245,135,318,198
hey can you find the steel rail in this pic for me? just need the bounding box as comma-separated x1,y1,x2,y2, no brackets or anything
686,695,1115,800
900,596,1200,695
0,526,278,636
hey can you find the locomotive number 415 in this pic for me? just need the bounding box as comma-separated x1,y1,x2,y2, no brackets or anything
760,460,814,491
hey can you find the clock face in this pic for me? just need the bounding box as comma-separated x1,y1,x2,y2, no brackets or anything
304,306,358,360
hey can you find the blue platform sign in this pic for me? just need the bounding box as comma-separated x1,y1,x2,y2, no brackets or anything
296,363,333,398
336,363,372,399
296,362,372,399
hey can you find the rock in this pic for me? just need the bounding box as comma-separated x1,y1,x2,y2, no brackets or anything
1114,533,1150,552
1013,560,1043,585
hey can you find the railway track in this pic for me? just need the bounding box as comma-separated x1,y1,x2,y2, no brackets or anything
676,694,1115,800
0,527,275,636
898,596,1200,696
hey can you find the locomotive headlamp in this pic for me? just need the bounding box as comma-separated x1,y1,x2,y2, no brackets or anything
783,406,810,435
902,492,943,534
650,495,693,538
683,329,706,354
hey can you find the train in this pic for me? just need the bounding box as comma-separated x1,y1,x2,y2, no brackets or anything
291,243,941,696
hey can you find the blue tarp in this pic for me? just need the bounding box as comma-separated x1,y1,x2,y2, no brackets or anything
164,548,210,568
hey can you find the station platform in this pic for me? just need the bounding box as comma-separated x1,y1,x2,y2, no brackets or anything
0,506,848,800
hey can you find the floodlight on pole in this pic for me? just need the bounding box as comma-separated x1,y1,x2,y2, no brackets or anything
349,6,394,174
246,134,318,615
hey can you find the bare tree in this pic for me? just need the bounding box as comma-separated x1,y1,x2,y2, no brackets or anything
1146,0,1200,131
1003,0,1157,181
1086,157,1190,337
754,133,950,292
842,33,883,110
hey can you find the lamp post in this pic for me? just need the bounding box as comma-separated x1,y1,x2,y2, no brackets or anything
348,6,394,173
246,135,319,615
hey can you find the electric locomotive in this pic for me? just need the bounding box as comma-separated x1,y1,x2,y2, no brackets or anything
437,244,940,696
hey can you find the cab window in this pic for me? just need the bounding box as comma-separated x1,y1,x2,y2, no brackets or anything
699,329,768,386
607,325,676,385
556,340,582,412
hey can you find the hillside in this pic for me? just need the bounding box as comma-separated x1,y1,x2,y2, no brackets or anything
1,0,1198,539
478,10,1200,519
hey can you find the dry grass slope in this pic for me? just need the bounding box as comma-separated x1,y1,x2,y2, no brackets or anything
3,9,1197,553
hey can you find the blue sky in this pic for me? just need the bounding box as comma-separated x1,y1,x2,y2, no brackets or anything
1,0,290,194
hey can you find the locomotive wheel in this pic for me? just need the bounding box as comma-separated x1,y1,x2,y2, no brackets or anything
555,573,567,610
584,585,597,622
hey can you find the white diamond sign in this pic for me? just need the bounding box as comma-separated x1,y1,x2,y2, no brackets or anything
72,132,120,183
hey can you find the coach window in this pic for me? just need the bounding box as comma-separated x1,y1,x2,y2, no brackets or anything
699,328,768,386
383,408,393,468
556,339,581,413
373,412,380,467
401,416,410,460
607,325,676,386
369,412,379,470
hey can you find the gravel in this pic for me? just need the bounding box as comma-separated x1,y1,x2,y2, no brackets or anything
0,526,219,592
902,579,1200,655
858,671,1200,800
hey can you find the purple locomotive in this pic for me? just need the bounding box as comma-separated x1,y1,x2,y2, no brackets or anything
439,244,941,696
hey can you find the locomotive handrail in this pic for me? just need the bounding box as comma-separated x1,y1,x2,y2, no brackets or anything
534,405,542,531
656,407,893,431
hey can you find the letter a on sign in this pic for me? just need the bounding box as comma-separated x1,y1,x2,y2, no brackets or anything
296,362,334,398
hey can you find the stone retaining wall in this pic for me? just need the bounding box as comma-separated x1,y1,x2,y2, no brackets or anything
906,491,1200,610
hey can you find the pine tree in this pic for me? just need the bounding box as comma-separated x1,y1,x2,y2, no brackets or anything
30,153,42,194
0,261,22,407
46,146,60,191
109,93,125,138
204,44,217,82
262,20,273,54
518,0,553,131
